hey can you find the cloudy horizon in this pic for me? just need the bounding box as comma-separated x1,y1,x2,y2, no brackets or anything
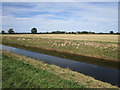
2,2,118,33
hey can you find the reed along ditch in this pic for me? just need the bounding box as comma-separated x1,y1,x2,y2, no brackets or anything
1,45,119,87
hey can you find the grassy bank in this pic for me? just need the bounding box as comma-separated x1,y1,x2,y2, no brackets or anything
2,51,85,88
2,50,118,88
2,34,118,61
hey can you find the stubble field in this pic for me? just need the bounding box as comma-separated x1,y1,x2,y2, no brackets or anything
2,34,118,42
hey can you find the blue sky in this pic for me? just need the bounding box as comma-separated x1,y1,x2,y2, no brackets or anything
2,2,118,33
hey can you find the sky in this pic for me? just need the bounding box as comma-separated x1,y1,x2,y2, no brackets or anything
2,2,118,33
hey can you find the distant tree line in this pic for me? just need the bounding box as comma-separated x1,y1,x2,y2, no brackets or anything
1,28,120,34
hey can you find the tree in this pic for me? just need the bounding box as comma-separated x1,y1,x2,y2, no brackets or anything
1,30,5,34
31,28,37,34
109,31,114,34
8,28,14,34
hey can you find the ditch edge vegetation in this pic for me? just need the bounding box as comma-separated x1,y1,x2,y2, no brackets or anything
2,41,119,70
